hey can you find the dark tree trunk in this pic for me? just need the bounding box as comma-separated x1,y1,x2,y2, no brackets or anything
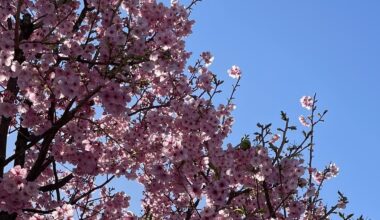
0,211,17,220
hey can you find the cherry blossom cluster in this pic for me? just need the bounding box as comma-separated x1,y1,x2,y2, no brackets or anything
0,0,355,219
133,96,348,219
0,166,38,214
51,204,74,220
312,163,340,184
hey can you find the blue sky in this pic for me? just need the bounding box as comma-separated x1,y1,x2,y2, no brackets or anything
183,0,380,219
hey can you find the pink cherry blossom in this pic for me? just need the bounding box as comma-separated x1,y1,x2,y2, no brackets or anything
269,134,280,143
300,95,314,110
201,51,214,66
0,102,17,118
299,115,311,127
227,65,242,79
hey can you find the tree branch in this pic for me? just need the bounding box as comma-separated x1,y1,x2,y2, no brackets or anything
39,173,74,192
262,181,276,218
72,0,95,32
69,175,115,205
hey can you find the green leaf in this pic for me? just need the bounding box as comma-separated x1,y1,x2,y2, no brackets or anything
288,126,297,130
234,208,245,214
264,123,272,130
240,138,251,150
280,111,287,120
339,212,345,219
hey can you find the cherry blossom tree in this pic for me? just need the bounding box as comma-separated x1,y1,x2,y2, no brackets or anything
0,0,361,219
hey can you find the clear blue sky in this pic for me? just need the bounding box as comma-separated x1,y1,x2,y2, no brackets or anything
183,0,379,219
